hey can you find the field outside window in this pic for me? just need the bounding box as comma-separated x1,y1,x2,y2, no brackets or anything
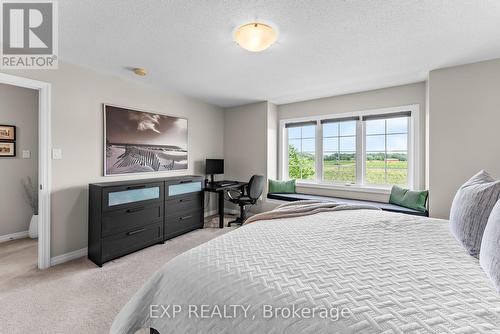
323,121,356,184
365,117,408,186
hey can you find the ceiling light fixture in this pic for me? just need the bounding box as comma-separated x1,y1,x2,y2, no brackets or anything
133,68,147,76
233,22,278,52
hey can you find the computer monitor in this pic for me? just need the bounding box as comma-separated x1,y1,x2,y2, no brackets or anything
206,159,224,183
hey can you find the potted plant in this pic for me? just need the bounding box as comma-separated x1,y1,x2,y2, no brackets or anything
22,177,38,239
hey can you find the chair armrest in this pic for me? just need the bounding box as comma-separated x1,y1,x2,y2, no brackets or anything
227,189,242,201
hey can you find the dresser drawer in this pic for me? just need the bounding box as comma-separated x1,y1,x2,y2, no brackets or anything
102,182,163,212
164,210,203,240
102,203,163,237
165,179,203,199
102,223,163,262
166,193,202,217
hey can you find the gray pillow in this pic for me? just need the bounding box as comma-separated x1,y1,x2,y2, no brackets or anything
480,200,500,292
449,170,500,258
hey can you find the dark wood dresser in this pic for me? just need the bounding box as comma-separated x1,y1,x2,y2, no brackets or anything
88,175,204,266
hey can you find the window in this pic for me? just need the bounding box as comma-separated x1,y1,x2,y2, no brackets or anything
286,122,315,181
322,119,357,184
364,115,409,186
281,106,419,189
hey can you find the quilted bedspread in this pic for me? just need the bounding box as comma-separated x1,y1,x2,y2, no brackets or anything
110,209,500,334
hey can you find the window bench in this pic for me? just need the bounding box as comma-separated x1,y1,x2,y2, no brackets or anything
267,192,429,217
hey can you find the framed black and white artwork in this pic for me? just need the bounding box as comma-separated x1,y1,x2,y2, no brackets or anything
104,104,188,176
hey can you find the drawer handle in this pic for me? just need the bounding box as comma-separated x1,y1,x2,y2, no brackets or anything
126,206,145,213
127,228,146,236
179,180,192,184
179,198,191,203
179,215,193,221
126,185,146,190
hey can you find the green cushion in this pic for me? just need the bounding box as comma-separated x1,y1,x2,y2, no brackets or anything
389,185,428,213
268,179,296,194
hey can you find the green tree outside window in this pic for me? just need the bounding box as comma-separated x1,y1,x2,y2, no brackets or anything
288,145,315,180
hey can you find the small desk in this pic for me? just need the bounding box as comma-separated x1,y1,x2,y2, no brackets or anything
204,182,248,228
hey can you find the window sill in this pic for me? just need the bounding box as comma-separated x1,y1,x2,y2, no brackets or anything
295,182,392,195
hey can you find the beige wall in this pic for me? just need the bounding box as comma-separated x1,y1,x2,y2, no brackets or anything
224,102,278,212
278,83,426,202
224,102,268,181
0,84,38,236
267,102,278,181
2,62,224,257
427,58,500,219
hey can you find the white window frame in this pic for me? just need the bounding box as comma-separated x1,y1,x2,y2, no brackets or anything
279,104,421,193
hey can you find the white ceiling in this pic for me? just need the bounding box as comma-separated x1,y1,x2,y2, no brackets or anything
59,0,500,107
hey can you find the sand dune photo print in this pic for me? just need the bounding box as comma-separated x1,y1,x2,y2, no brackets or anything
104,105,188,175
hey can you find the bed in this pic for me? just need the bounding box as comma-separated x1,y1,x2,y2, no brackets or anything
110,207,500,333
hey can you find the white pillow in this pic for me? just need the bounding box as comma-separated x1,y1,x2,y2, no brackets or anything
449,170,500,258
480,200,500,292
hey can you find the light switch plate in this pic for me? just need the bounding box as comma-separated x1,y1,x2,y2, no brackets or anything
22,150,31,158
52,148,62,160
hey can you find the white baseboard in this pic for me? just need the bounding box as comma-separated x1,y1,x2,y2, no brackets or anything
50,247,88,266
204,209,239,217
204,209,218,217
0,230,29,243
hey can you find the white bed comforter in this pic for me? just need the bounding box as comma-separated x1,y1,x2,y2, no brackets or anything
110,210,500,334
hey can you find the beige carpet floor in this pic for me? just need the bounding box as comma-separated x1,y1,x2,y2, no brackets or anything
0,237,38,287
0,219,236,334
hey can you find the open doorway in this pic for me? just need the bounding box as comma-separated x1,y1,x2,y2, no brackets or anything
0,83,39,281
0,73,51,270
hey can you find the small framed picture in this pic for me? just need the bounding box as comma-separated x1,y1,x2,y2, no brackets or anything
0,142,16,157
0,125,16,141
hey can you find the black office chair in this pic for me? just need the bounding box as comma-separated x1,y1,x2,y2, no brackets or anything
227,175,265,226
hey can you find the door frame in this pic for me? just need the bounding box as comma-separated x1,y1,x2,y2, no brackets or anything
0,73,52,269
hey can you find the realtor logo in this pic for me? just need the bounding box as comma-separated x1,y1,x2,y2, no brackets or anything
1,0,58,69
